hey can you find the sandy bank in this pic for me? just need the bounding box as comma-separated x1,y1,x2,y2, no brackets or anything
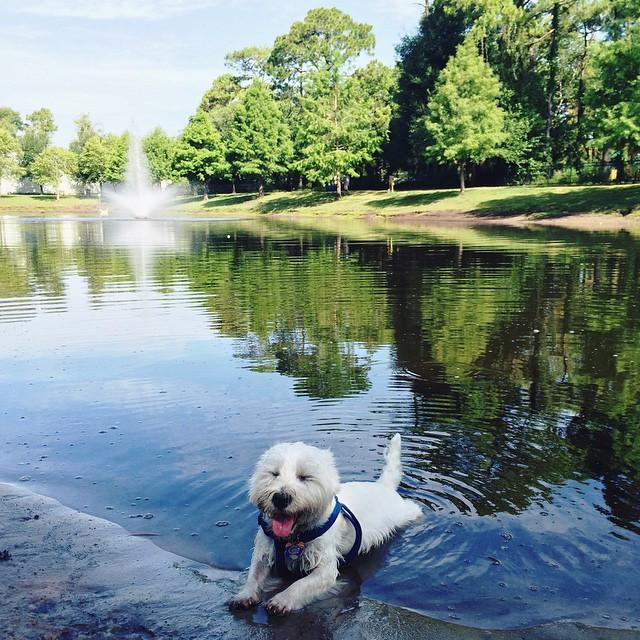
1,483,638,640
387,211,640,231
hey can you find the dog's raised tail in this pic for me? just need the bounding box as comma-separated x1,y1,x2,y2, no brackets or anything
378,433,403,489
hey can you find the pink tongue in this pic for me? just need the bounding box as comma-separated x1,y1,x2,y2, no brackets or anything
272,516,295,538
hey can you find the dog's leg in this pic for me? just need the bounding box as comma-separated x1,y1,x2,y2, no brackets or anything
266,559,339,615
229,531,272,609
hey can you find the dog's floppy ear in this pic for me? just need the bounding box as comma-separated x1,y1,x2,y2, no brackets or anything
247,445,279,506
316,448,341,495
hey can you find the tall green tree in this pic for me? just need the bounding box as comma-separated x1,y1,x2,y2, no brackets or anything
266,8,374,92
390,0,469,173
173,109,229,199
199,74,244,134
0,128,23,194
296,65,393,198
76,135,108,193
587,2,640,169
102,133,129,183
224,46,271,84
0,108,24,136
30,147,76,199
21,108,57,177
70,114,100,155
143,127,176,184
227,80,291,195
422,39,507,192
266,8,376,191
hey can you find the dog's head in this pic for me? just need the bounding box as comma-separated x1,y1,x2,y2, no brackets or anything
249,442,340,538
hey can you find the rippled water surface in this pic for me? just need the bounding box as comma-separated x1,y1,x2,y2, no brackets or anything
1,216,639,630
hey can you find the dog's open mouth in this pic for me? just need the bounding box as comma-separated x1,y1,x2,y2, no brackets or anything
271,515,296,538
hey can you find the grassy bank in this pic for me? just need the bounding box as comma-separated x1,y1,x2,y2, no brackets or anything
171,183,640,219
0,194,101,215
1,184,639,221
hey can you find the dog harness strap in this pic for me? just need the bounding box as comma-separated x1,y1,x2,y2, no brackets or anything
274,538,287,575
338,503,362,566
297,497,341,543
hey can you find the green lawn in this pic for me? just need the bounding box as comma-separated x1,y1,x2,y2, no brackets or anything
170,184,640,219
1,184,638,219
0,194,101,215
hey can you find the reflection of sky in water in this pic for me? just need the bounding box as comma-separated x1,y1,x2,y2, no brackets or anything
0,218,639,631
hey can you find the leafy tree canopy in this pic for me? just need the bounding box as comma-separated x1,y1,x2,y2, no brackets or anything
173,109,229,195
30,146,76,197
143,127,176,184
0,108,24,136
296,64,392,196
70,114,100,155
267,7,375,91
423,39,507,191
76,135,108,186
224,46,271,84
227,80,292,188
21,108,57,174
0,128,23,188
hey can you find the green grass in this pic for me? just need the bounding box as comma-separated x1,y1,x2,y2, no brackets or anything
170,184,640,219
0,194,101,215
1,184,639,220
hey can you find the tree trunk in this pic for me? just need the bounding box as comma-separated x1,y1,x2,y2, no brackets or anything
231,175,236,194
335,173,342,200
258,177,264,197
458,162,466,193
388,175,395,192
203,183,209,201
56,190,60,200
574,25,589,169
546,2,560,165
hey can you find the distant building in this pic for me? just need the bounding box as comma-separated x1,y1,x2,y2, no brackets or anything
0,175,99,197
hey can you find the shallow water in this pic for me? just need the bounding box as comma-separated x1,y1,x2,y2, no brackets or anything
1,216,639,630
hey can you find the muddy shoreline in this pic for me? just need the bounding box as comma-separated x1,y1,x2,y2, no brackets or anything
4,206,640,231
382,211,640,230
2,483,638,640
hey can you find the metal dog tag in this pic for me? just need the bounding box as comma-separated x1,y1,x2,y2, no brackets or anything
285,541,305,559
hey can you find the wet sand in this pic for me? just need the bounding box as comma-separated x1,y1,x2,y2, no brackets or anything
2,483,638,640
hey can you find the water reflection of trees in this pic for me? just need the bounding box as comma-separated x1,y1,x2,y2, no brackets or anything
1,221,639,531
386,242,640,530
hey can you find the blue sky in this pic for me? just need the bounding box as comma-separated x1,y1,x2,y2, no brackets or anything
2,0,422,145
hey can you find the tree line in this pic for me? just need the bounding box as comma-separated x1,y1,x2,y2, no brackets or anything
1,1,638,197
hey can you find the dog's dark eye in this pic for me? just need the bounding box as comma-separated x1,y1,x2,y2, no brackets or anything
297,475,310,482
270,471,279,477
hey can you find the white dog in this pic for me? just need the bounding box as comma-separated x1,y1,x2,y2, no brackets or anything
229,433,421,614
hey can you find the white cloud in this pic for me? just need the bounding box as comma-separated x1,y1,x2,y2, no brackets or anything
10,0,222,20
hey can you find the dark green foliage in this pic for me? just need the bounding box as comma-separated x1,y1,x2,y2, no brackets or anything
389,0,468,172
4,3,638,192
20,108,57,176
173,110,229,195
227,80,291,190
143,127,176,184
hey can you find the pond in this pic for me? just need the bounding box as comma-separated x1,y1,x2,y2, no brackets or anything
1,216,639,631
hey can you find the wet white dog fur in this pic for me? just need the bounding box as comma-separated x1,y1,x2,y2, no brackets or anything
229,434,422,614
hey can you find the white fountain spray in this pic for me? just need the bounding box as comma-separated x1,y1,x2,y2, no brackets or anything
106,136,173,219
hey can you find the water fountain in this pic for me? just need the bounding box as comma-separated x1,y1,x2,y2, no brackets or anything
105,136,174,219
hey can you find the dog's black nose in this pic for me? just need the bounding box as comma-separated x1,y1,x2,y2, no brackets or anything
272,491,292,510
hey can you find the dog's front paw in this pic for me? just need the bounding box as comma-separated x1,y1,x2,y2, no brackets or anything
266,593,294,616
228,591,260,610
